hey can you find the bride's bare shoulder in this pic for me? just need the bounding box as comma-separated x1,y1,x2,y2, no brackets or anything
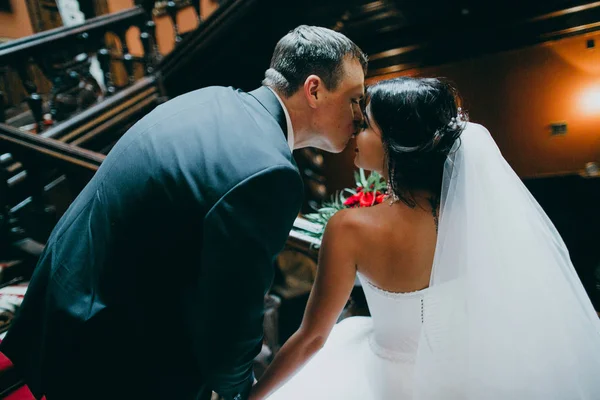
324,204,398,240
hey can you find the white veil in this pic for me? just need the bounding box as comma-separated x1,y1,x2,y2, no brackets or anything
412,122,600,399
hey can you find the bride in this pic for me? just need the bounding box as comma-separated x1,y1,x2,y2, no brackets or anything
249,77,600,399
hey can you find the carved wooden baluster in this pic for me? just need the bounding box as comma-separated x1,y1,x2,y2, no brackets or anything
16,60,44,133
139,29,154,75
0,166,9,213
75,32,99,87
0,90,5,124
75,32,97,91
97,48,116,95
48,74,62,122
37,53,63,123
78,53,102,103
25,163,56,238
118,28,135,86
0,67,5,123
0,166,13,251
117,26,130,59
137,0,158,73
45,66,58,122
192,0,201,23
166,1,183,44
122,53,135,86
145,20,162,62
136,0,161,59
69,54,100,111
138,0,156,16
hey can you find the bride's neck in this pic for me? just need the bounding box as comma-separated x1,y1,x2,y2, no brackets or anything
397,189,438,210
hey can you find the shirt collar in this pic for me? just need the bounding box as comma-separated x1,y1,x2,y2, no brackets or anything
267,87,294,152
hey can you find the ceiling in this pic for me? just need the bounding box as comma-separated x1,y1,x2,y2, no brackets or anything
334,0,600,76
161,0,600,93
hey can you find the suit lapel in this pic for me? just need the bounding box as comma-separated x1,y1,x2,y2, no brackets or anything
248,86,288,141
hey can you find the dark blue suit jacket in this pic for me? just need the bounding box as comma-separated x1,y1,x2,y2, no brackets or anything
1,86,303,399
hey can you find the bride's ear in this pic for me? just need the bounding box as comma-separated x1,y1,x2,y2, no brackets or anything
304,75,322,109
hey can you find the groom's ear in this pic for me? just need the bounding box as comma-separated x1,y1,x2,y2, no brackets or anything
304,75,322,109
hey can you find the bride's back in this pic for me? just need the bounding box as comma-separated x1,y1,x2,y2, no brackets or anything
350,196,438,293
349,78,462,294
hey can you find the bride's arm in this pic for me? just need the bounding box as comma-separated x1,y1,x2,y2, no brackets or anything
249,209,359,400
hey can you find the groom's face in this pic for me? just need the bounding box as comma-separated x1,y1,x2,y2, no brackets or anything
313,58,365,153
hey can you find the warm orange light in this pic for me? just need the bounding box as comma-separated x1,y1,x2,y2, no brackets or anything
580,85,600,114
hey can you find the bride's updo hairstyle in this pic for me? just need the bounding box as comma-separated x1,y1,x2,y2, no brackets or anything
365,77,467,207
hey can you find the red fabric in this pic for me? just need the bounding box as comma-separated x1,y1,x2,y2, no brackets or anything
0,282,43,399
0,338,44,399
0,349,13,371
4,385,37,400
0,280,29,373
0,352,44,400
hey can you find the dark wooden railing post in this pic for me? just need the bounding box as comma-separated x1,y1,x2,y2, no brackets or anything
16,60,44,133
97,48,116,95
192,0,201,23
146,19,162,59
0,90,5,124
122,53,136,86
138,0,156,16
45,59,62,122
25,163,57,229
137,0,161,57
0,166,14,252
140,30,154,74
0,67,5,124
1,7,152,125
166,1,183,44
37,52,66,123
116,27,135,86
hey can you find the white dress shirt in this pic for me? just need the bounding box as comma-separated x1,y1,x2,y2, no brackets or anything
267,87,294,152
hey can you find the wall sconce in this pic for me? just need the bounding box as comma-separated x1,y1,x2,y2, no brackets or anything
580,85,600,114
583,162,600,177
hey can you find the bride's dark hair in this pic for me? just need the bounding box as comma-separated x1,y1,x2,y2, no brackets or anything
365,77,467,207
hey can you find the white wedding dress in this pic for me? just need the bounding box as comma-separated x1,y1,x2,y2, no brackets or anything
267,123,600,399
267,273,462,399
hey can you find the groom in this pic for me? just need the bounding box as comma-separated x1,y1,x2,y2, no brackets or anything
0,25,366,400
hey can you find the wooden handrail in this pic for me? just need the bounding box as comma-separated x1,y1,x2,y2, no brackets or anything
0,7,146,61
0,123,104,173
40,76,158,141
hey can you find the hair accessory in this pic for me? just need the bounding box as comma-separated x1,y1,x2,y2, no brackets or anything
432,131,443,145
448,107,466,130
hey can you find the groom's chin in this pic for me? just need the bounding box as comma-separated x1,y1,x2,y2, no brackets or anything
313,136,351,153
331,139,354,154
318,142,346,154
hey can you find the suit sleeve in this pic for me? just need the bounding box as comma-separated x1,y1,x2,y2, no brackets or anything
195,164,303,399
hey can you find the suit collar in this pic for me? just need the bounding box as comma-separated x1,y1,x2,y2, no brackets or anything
249,86,288,140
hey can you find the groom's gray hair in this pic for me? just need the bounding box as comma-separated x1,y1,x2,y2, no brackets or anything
263,25,367,97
